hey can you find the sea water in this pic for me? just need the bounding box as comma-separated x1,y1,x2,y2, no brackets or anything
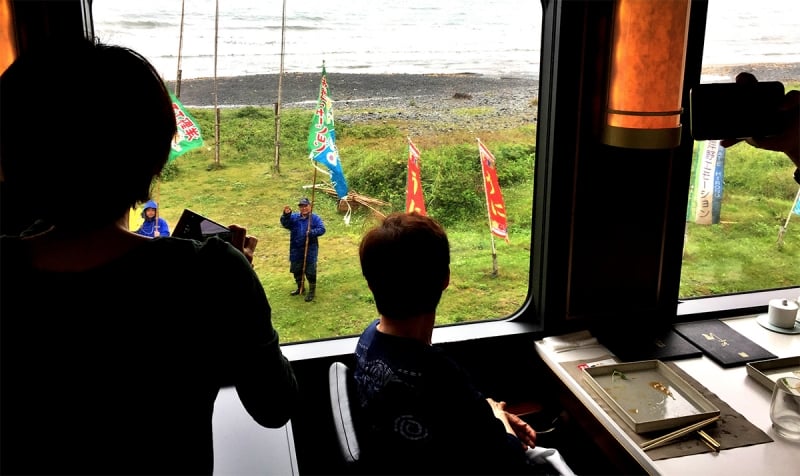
92,0,800,81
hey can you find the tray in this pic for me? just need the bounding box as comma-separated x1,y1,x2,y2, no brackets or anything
746,356,800,391
582,360,720,433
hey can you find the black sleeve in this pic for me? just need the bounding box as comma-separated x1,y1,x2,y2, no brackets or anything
201,238,299,428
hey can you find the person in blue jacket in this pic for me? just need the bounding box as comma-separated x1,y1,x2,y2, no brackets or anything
136,200,170,237
280,197,326,302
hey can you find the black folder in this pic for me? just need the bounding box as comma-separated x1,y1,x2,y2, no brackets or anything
602,329,703,362
674,319,777,368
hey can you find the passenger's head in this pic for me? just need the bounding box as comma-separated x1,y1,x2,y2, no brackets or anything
359,212,450,320
0,37,176,232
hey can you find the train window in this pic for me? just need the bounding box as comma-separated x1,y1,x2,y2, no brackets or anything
91,0,543,343
681,0,800,301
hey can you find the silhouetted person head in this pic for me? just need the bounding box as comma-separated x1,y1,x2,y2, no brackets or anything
359,212,450,320
0,37,176,233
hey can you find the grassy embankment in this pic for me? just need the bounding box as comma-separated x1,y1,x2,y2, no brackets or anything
681,82,800,297
144,85,800,343
145,104,534,343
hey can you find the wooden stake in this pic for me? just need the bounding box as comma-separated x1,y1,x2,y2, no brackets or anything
274,0,287,174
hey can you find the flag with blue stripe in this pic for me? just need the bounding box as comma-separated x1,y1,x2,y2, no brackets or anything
307,64,349,199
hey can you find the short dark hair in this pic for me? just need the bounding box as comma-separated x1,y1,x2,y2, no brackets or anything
0,37,176,231
359,212,450,320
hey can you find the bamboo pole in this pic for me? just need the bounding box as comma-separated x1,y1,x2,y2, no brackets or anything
213,0,221,167
154,181,162,236
174,0,185,97
274,0,288,173
299,167,318,293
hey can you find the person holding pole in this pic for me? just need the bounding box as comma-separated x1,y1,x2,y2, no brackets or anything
280,197,326,302
135,199,170,237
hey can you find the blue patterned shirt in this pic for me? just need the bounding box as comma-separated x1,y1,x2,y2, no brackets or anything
353,320,532,474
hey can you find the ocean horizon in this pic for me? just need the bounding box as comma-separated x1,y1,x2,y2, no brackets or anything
92,0,800,81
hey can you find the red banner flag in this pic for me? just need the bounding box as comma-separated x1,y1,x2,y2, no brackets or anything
406,138,427,215
478,140,509,242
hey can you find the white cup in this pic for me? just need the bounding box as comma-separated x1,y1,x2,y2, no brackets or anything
767,299,798,329
770,377,800,441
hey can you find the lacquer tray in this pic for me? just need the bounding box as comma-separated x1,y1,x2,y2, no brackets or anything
746,356,800,391
582,360,720,433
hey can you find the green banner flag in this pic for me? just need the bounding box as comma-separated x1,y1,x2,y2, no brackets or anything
168,92,203,163
306,64,349,199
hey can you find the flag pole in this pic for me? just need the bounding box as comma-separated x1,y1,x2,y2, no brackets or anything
477,138,499,277
212,0,221,168
406,135,413,213
154,180,161,236
273,0,287,174
777,185,800,247
174,0,185,98
299,166,318,293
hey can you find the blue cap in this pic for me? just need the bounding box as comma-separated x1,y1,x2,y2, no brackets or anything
298,198,310,206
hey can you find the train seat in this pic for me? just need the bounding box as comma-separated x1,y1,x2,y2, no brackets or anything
328,361,362,468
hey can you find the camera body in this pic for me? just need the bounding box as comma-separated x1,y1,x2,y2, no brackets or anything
689,81,785,141
172,209,232,243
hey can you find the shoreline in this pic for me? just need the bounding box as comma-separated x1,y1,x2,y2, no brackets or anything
168,72,538,108
169,62,800,109
166,63,800,132
169,72,540,132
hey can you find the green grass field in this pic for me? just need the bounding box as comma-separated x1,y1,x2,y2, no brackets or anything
142,88,800,343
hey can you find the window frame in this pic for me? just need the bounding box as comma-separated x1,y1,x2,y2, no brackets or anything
10,0,793,363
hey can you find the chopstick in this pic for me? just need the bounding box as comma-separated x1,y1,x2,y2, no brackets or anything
640,416,721,451
697,429,720,451
697,431,719,454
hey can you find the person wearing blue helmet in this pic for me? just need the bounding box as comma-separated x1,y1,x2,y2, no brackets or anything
136,199,170,237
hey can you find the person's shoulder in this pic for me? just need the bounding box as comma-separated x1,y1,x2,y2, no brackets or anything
424,347,474,384
151,236,255,282
154,236,244,262
358,319,380,339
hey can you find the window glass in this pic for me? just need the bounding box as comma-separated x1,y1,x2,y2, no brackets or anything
92,0,542,343
682,0,800,298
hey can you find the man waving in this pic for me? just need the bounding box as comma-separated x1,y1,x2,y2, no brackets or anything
280,198,326,302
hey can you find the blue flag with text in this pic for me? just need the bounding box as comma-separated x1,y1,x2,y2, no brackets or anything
307,65,349,199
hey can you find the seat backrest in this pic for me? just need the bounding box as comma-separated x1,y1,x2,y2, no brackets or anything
328,361,361,465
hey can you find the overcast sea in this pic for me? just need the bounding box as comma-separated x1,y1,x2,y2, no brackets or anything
92,0,800,81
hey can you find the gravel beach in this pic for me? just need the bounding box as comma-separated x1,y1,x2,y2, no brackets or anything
169,72,539,131
166,62,800,130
